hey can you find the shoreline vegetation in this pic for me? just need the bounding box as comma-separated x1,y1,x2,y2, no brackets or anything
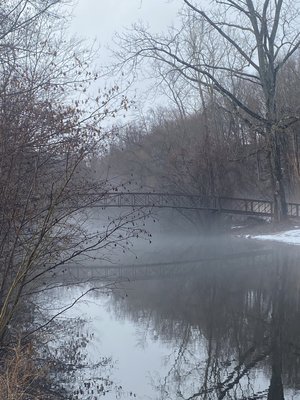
1,0,300,398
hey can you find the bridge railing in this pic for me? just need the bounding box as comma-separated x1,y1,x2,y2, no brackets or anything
218,197,273,216
287,203,300,217
211,196,300,217
94,192,217,210
88,192,300,218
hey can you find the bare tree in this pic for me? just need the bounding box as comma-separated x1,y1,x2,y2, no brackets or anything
115,0,300,220
0,0,142,348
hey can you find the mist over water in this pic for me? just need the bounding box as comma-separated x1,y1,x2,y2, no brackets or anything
76,207,248,266
34,213,300,399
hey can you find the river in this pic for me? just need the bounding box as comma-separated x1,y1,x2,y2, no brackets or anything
34,231,300,400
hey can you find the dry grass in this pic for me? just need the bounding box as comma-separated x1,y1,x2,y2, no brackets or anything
0,342,46,400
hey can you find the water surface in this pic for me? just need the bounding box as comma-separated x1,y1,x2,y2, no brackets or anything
38,235,300,399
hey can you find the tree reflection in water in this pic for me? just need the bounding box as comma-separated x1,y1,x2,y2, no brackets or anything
106,246,300,399
32,286,122,399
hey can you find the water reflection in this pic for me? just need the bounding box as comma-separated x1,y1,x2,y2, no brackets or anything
45,241,300,399
102,246,300,399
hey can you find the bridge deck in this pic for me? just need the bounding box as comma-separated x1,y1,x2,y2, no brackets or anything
89,192,300,218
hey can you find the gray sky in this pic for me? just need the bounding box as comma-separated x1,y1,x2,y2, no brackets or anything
68,0,183,116
70,0,181,56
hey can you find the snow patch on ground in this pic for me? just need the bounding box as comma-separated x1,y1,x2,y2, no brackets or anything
250,229,300,245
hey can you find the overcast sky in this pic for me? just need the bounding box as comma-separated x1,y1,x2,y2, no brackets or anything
67,0,183,116
65,0,187,120
70,0,181,56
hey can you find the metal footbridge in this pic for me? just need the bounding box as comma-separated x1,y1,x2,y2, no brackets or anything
91,192,300,218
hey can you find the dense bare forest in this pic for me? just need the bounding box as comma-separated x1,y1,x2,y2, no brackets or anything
101,53,300,203
0,1,143,398
113,0,300,221
1,0,300,398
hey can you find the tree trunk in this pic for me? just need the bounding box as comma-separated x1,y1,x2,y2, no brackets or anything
267,262,285,400
269,128,288,221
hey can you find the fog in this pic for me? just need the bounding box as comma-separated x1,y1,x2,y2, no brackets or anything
64,206,267,271
36,231,300,400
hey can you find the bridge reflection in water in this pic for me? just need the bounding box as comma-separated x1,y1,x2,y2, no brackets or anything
105,246,300,400
67,249,274,282
56,245,300,400
89,192,300,218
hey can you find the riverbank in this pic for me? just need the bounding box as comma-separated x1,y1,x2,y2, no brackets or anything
231,217,300,245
